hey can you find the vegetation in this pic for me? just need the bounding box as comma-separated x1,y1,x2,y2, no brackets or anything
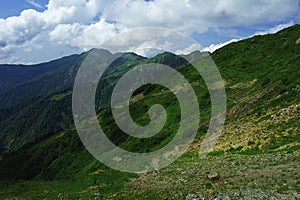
0,25,300,199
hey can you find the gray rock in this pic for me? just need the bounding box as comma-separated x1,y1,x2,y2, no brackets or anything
185,194,198,200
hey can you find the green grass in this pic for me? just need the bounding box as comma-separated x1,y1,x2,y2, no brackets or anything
51,90,72,101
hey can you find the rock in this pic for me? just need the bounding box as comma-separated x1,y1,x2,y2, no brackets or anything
185,194,198,200
208,172,219,180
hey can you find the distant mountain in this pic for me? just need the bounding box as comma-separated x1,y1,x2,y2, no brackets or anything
0,54,83,108
0,55,79,95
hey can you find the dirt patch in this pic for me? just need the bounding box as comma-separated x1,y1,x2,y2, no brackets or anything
296,37,300,45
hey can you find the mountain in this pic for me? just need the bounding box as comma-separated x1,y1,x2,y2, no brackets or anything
0,55,79,95
0,49,189,154
0,25,300,199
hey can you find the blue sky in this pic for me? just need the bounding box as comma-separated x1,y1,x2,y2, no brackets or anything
0,0,299,64
0,0,47,18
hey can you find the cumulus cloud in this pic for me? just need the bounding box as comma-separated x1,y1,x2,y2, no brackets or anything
0,0,113,63
0,0,299,63
202,39,240,53
49,19,121,51
104,0,300,33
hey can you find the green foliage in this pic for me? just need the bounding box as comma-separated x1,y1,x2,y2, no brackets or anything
207,150,225,156
51,90,72,101
277,184,289,193
248,140,255,146
266,132,300,150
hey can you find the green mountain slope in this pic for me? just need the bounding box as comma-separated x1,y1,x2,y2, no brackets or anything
0,51,146,154
0,25,300,199
210,25,300,152
0,49,188,154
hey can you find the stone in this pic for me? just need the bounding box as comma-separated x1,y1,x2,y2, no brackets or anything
185,194,198,200
208,172,220,180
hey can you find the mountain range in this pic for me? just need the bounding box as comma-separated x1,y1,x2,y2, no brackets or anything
0,25,299,199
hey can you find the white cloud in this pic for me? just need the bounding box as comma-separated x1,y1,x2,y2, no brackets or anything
0,0,113,63
49,19,121,51
175,43,201,55
202,39,240,53
99,28,201,57
255,21,295,35
0,9,46,62
0,0,299,63
202,21,296,53
104,0,300,33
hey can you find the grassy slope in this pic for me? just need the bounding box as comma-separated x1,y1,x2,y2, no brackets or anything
0,25,300,199
210,25,300,152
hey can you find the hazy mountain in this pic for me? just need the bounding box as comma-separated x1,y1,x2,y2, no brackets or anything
0,55,79,96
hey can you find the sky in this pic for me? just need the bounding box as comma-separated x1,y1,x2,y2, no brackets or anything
0,0,299,64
